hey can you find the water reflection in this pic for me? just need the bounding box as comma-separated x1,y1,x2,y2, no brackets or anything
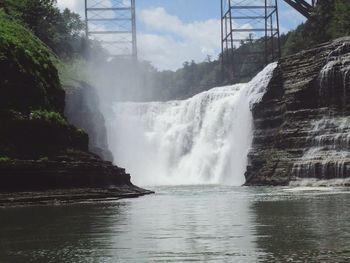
251,190,350,262
0,202,126,262
0,187,349,262
111,186,259,262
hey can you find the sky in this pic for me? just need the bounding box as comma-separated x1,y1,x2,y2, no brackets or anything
57,0,306,70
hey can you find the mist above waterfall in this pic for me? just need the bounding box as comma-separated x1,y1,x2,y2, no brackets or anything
106,63,277,186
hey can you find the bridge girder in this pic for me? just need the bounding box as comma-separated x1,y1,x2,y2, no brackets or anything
283,0,318,18
85,0,137,60
220,0,318,81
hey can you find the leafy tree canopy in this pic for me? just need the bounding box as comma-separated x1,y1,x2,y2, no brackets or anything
0,0,86,59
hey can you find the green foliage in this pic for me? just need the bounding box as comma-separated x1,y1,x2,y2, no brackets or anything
283,0,350,56
0,156,11,162
1,0,348,103
38,156,49,161
145,0,350,99
0,11,63,113
0,109,88,159
76,128,86,135
0,3,92,159
57,59,90,86
29,110,67,125
329,0,350,38
1,0,86,59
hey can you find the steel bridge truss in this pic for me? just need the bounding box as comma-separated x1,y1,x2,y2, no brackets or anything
221,0,281,80
85,0,137,60
284,0,318,18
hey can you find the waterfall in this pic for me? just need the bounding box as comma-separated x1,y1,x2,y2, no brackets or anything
107,63,277,186
292,43,350,181
292,117,350,179
318,42,350,107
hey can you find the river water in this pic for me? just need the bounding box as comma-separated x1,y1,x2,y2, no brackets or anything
1,185,349,262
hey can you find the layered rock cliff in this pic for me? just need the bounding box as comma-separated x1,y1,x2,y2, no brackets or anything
245,37,350,185
0,12,152,205
65,81,113,162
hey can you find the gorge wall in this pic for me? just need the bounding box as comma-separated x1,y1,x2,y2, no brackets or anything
0,12,153,202
245,37,350,185
65,81,113,162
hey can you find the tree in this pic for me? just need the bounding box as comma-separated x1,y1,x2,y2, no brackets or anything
2,0,86,59
330,0,350,38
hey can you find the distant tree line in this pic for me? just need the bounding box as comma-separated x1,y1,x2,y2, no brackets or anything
141,0,350,101
0,0,349,101
0,0,106,60
283,0,350,56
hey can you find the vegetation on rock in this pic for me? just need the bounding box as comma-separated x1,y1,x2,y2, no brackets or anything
29,110,67,126
283,0,350,56
0,10,64,113
0,10,88,160
122,0,350,101
1,0,86,59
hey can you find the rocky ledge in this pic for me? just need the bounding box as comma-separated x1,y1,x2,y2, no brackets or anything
0,13,153,206
0,187,153,208
0,151,153,207
245,37,350,186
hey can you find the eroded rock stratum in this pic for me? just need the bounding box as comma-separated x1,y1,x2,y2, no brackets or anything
246,38,350,185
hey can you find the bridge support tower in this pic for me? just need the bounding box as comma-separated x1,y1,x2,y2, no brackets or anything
85,0,137,60
221,0,281,81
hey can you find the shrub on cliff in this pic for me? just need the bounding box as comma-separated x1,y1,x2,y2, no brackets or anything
1,0,86,59
283,0,350,56
0,10,64,113
30,110,67,126
0,12,89,159
0,109,88,159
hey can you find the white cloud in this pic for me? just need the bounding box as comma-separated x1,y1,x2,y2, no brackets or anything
280,9,306,33
54,2,261,71
138,7,221,70
57,0,85,17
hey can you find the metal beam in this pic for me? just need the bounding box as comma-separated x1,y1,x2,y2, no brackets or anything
283,0,317,18
86,7,131,11
89,31,132,34
221,0,281,81
85,0,137,60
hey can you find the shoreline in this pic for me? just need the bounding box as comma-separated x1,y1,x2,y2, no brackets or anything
0,185,154,208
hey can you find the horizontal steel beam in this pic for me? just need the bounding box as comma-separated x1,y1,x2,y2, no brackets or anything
87,7,131,11
87,18,131,21
230,6,276,9
232,29,278,32
223,39,259,42
101,41,133,44
89,31,132,34
233,16,266,19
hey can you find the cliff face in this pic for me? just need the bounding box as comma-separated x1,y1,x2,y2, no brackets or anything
65,81,113,162
245,38,350,186
0,13,152,202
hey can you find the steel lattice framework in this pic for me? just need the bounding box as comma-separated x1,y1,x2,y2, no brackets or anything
221,0,281,80
284,0,318,18
221,0,318,80
85,0,137,60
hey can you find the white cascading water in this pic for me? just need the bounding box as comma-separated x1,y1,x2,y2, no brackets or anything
292,117,350,179
107,63,277,186
291,45,350,183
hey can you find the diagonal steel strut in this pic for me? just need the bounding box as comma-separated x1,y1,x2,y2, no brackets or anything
283,0,317,18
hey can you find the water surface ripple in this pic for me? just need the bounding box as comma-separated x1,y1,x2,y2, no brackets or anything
1,186,350,262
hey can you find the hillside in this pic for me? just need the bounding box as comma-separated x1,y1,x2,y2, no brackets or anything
0,11,152,205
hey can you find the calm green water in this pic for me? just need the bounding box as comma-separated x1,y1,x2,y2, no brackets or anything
1,186,350,262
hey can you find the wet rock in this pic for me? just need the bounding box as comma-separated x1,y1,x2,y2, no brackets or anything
245,37,350,185
0,150,153,207
65,81,114,162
